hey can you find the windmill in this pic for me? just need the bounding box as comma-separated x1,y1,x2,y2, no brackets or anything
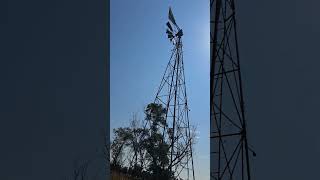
150,7,196,180
210,0,255,180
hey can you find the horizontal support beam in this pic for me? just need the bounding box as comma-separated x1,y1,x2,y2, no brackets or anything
210,132,242,139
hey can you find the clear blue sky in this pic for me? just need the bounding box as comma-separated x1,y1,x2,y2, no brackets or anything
111,0,209,179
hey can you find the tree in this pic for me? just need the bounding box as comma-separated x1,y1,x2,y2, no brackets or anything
144,103,173,179
110,103,194,180
110,127,130,169
110,115,148,174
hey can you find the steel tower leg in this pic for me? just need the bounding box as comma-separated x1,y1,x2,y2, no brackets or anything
210,0,253,179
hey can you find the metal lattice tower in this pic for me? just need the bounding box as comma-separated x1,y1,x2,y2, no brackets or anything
210,0,254,180
151,7,196,180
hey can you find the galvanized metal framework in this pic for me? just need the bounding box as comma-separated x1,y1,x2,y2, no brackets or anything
210,0,253,179
151,7,196,180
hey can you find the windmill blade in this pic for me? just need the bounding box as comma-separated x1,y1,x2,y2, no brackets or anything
166,22,173,32
167,33,174,38
176,29,183,38
166,29,173,36
166,29,174,40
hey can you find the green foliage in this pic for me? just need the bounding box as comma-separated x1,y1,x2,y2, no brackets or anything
111,103,174,180
145,103,167,132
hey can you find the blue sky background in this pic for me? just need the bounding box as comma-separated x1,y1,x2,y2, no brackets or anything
3,0,320,179
111,0,210,179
